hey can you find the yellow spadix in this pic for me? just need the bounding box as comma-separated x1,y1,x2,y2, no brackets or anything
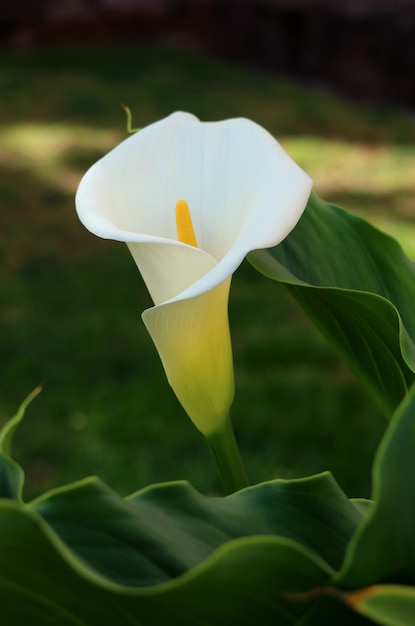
175,199,198,247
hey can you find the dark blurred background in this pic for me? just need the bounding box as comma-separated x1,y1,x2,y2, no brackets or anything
2,0,415,108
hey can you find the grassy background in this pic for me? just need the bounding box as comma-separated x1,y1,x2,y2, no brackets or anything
1,45,414,501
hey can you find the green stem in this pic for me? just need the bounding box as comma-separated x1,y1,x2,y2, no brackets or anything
206,419,249,495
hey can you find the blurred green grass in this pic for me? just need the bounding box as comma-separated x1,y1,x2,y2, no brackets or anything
1,45,414,500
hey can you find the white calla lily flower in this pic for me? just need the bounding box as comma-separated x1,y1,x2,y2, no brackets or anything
75,111,312,439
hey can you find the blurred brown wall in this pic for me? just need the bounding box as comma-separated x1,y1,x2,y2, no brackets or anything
1,0,415,107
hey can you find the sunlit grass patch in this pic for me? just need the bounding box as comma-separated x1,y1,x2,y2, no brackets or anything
285,136,415,194
1,122,122,191
283,136,415,258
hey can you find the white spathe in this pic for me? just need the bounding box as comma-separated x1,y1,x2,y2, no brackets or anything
75,112,312,435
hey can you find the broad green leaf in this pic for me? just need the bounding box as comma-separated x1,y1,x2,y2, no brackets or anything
0,497,330,626
142,537,331,626
0,500,138,625
248,192,415,415
0,471,364,625
283,374,415,624
0,386,41,500
335,381,415,589
346,585,415,626
32,472,362,586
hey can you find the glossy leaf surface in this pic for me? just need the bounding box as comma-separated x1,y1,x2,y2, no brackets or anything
249,192,415,415
0,396,365,626
336,382,415,589
32,473,362,586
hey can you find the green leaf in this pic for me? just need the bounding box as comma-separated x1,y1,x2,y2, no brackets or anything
335,381,415,589
0,497,331,625
0,500,136,625
284,371,415,624
32,471,362,586
346,585,415,626
0,472,363,625
248,192,415,415
0,386,41,500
